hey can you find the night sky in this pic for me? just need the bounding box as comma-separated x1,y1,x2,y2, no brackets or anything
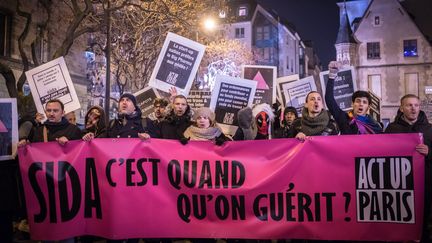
259,0,341,69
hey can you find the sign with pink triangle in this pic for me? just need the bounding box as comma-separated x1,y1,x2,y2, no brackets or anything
242,65,277,105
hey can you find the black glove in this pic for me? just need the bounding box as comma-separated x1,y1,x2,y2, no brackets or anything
215,137,225,146
180,137,189,145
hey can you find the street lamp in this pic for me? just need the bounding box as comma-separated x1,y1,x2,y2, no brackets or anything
203,18,216,31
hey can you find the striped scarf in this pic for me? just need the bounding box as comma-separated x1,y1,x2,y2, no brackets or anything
349,112,382,134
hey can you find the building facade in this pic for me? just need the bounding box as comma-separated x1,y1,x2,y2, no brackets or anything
220,0,320,79
335,0,432,122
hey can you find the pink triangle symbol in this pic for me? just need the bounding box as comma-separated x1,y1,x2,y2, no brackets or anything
253,71,270,90
0,119,7,133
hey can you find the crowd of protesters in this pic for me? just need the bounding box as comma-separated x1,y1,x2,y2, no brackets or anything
1,61,431,243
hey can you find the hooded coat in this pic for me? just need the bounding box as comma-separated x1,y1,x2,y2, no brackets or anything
83,106,107,138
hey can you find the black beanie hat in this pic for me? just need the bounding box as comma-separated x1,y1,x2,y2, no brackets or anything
120,93,139,111
284,106,298,118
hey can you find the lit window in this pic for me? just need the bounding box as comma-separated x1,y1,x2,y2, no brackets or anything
235,28,244,38
256,27,263,40
367,42,380,59
403,39,418,57
263,26,270,40
238,6,248,17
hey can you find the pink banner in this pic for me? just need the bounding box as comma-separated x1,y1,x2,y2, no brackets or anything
18,134,424,241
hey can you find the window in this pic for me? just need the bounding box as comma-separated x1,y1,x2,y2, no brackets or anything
0,10,12,57
256,27,263,40
374,16,380,25
368,75,382,98
263,26,270,40
235,28,244,38
403,39,418,57
405,73,419,96
286,56,289,69
367,42,380,59
238,6,248,17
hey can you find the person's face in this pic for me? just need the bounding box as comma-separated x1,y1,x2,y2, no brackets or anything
196,116,211,128
285,112,296,124
45,102,64,123
119,97,136,115
353,97,369,116
305,92,323,115
400,97,420,122
86,109,100,128
173,97,187,117
65,112,76,125
154,104,166,118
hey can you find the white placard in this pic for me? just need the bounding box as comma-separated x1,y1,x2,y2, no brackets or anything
210,75,257,136
320,67,357,111
148,32,206,96
276,74,300,107
25,57,81,120
0,98,18,161
281,76,317,114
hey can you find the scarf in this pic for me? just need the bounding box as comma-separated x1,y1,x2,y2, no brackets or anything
184,125,222,141
118,111,140,126
300,108,330,136
349,112,382,134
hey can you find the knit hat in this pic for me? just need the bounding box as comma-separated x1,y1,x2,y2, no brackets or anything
120,93,139,111
284,106,298,118
193,107,215,122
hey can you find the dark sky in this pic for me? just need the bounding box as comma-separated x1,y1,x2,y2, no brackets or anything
259,0,341,69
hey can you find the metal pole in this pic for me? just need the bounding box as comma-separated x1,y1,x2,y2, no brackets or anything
104,0,111,124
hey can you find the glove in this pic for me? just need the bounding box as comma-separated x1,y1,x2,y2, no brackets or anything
215,137,226,146
328,61,339,79
180,137,189,145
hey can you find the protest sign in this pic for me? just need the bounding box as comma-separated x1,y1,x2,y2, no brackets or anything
149,32,205,96
0,98,18,161
242,65,277,105
276,74,299,107
25,57,81,119
187,89,211,109
281,76,317,114
369,90,381,122
320,67,357,111
210,75,257,135
134,87,161,118
18,134,423,241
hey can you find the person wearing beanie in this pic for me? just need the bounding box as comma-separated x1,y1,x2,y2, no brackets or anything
106,93,150,139
325,61,382,135
289,91,339,140
274,106,298,138
182,107,231,145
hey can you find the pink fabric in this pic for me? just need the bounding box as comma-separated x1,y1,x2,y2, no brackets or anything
18,134,424,241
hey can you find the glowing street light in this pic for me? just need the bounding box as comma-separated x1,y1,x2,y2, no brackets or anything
203,18,216,31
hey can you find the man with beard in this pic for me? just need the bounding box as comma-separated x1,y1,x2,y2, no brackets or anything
107,93,150,139
18,99,81,145
385,94,432,243
290,91,339,140
145,98,169,138
159,94,192,141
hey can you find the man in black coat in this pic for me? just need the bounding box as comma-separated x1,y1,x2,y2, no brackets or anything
18,99,82,145
107,93,150,139
159,95,192,141
385,94,432,243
